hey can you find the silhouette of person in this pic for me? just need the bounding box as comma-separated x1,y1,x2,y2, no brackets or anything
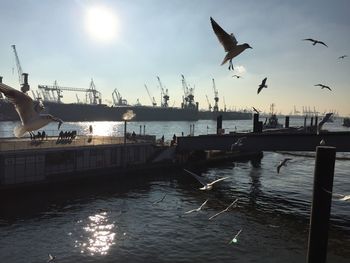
41,131,46,140
89,125,93,134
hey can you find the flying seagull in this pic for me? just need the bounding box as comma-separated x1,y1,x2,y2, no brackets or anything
0,83,63,137
152,194,167,204
338,55,347,59
47,254,56,263
303,38,328,47
228,229,242,244
317,112,333,134
277,158,292,173
209,198,238,220
185,199,209,214
315,84,331,91
323,188,350,201
183,169,229,190
230,137,247,151
252,107,260,114
232,75,242,79
210,17,252,71
257,77,267,94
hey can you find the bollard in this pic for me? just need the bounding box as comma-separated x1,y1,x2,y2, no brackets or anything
253,113,259,133
307,146,336,263
285,116,290,128
216,115,222,135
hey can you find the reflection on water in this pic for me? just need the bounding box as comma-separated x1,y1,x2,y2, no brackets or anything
77,211,116,256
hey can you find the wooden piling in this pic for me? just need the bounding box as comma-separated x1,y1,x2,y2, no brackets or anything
253,113,259,133
310,117,314,127
307,146,336,263
216,115,222,135
285,116,290,128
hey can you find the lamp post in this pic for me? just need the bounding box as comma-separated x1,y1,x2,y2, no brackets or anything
122,110,136,167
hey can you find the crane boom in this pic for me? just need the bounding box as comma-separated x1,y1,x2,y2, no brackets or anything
144,84,157,106
11,45,23,84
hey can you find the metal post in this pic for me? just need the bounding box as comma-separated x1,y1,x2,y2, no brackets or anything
285,116,290,128
253,113,259,133
315,116,318,129
304,116,307,131
307,146,336,263
139,125,142,135
192,124,195,136
310,117,314,127
217,115,222,135
143,125,146,135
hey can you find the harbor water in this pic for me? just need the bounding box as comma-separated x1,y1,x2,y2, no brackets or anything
0,117,349,262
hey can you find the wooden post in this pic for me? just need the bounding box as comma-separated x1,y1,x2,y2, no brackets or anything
216,115,222,135
253,113,259,133
307,146,336,263
310,116,314,127
315,116,318,129
304,116,307,131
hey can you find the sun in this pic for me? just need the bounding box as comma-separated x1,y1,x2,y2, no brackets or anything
84,5,119,43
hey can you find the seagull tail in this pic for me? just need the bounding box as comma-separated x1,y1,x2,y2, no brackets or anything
14,125,27,138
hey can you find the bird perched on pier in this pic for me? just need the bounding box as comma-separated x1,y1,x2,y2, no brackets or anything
303,38,328,47
185,199,209,214
338,55,347,59
315,84,332,91
0,83,63,137
210,17,252,71
183,169,229,190
257,77,268,94
277,158,292,173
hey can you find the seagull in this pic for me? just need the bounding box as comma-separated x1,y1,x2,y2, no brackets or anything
210,17,252,71
277,158,292,173
209,199,238,220
183,169,229,190
152,194,167,204
252,107,260,114
228,229,242,244
318,112,333,134
257,77,267,94
232,75,242,79
185,199,209,214
0,83,63,137
323,188,350,201
338,55,347,59
230,137,247,151
320,139,326,145
47,254,56,262
303,38,328,47
315,84,332,91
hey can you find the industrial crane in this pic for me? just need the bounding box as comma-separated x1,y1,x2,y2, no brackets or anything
181,74,195,109
144,84,157,106
212,78,219,112
157,76,169,107
223,96,227,112
205,95,212,111
11,44,30,93
112,89,128,106
38,79,102,105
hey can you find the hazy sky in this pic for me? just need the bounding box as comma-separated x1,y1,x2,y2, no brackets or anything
0,0,349,115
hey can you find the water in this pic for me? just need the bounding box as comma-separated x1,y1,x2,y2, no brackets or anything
0,117,349,262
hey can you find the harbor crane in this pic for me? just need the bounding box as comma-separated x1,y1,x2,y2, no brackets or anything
38,79,102,104
112,89,128,106
205,95,212,111
144,84,157,106
11,44,30,93
157,76,169,107
212,78,219,112
181,74,195,109
223,96,227,112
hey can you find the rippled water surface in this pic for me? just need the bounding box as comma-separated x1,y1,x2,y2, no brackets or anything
0,118,349,262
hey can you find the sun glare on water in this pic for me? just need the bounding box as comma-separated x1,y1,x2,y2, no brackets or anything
85,5,119,43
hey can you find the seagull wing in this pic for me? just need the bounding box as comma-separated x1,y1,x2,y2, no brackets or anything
314,84,323,87
303,38,315,42
183,169,207,186
199,199,209,209
210,17,237,52
318,41,328,47
318,113,333,127
257,86,263,94
261,77,267,86
208,176,229,186
0,83,39,124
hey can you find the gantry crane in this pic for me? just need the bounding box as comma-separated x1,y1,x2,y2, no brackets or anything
11,44,30,93
112,89,128,106
212,78,219,112
144,84,157,106
38,79,102,104
181,74,195,109
205,95,212,111
157,76,169,107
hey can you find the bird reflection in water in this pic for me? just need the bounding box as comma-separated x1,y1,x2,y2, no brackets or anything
77,211,116,256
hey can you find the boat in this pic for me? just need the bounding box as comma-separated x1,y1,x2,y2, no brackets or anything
263,104,283,129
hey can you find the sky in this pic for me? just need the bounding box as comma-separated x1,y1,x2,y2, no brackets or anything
0,0,349,115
